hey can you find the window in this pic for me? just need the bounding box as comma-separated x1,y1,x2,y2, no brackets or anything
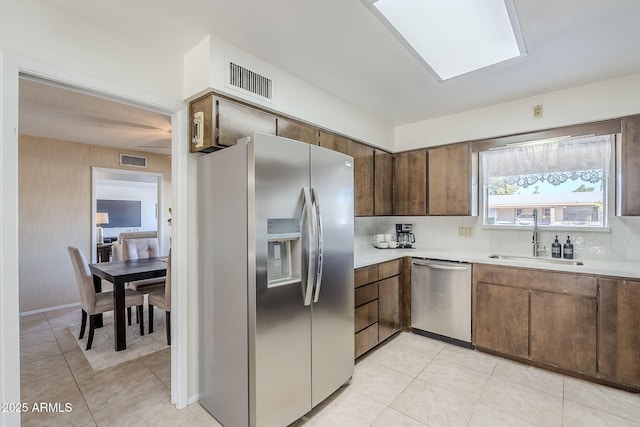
480,134,613,228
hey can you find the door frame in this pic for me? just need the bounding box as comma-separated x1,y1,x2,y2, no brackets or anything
0,52,190,425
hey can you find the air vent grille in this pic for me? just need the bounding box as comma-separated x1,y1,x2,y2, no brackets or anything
120,154,148,168
229,62,273,100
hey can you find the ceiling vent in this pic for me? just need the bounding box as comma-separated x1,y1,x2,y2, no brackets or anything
228,62,273,100
120,154,148,168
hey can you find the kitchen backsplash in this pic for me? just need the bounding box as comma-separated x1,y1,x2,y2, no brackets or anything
355,216,640,262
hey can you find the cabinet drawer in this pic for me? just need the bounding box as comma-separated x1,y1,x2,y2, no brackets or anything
378,259,402,280
355,300,378,332
355,282,378,307
355,323,378,359
355,265,378,288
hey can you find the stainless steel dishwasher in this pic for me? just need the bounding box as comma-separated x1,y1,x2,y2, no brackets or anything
411,258,472,347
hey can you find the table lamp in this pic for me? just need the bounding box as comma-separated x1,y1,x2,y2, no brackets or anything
96,212,109,244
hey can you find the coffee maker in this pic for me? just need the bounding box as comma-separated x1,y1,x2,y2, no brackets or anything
396,224,415,249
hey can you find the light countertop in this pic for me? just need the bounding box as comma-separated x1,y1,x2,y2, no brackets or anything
355,246,640,279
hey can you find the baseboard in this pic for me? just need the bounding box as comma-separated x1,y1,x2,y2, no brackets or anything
20,302,80,316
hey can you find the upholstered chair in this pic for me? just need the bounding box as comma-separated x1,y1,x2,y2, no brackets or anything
120,235,166,295
67,246,145,350
148,250,171,345
111,231,158,261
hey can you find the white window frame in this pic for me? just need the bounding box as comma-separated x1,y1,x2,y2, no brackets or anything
479,134,617,232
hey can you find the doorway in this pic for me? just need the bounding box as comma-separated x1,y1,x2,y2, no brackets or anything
13,73,181,423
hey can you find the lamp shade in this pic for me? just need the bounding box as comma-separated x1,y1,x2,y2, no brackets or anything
96,212,109,225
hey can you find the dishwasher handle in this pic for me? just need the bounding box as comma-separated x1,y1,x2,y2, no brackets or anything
412,260,470,271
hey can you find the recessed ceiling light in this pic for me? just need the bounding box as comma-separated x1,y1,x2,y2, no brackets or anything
362,0,527,81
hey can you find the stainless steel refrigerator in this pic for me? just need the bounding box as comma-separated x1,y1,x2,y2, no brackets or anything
198,132,354,427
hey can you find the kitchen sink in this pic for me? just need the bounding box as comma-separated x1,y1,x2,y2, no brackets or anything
488,254,584,266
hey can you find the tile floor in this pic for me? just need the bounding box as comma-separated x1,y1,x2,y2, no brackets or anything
20,308,640,426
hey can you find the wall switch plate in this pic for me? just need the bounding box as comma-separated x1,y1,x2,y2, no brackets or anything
458,226,473,237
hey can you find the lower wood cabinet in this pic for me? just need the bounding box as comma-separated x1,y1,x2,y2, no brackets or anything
473,264,640,390
354,258,403,358
475,282,529,358
378,276,401,342
598,278,640,387
530,291,597,376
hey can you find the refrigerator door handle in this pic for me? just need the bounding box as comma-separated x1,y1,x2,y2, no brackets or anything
311,188,324,303
302,187,316,306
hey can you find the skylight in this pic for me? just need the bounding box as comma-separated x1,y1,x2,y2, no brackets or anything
363,0,526,81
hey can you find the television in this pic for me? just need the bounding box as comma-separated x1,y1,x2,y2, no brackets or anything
97,199,142,228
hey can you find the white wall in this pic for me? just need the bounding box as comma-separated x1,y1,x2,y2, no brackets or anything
356,215,640,263
395,72,640,151
184,35,395,151
0,0,183,102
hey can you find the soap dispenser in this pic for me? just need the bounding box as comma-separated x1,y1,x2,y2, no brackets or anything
563,236,574,259
551,235,562,258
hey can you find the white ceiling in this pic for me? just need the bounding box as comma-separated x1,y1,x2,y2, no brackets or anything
19,78,172,155
20,0,640,152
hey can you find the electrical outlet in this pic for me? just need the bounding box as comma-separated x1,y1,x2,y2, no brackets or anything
458,226,473,237
533,104,543,119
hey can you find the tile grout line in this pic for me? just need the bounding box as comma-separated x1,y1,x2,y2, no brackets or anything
48,313,100,427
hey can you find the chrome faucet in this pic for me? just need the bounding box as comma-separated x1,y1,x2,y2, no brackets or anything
532,209,547,256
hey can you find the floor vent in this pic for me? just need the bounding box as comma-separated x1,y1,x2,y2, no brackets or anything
229,62,273,100
120,154,148,168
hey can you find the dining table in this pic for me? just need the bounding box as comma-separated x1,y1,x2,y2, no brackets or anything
88,257,167,351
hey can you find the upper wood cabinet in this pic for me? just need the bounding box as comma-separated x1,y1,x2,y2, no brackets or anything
620,115,640,216
428,142,472,215
277,117,319,145
320,132,374,216
217,98,276,147
190,95,276,152
374,150,393,216
393,149,427,216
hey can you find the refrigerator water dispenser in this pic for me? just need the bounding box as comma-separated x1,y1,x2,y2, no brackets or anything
267,218,301,287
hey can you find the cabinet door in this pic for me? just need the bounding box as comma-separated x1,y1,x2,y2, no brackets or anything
428,143,471,215
393,150,427,216
355,323,378,359
320,132,374,216
378,275,401,342
374,150,393,216
218,98,276,147
599,278,640,387
277,117,319,145
355,300,378,332
474,283,529,358
620,115,640,215
530,291,597,375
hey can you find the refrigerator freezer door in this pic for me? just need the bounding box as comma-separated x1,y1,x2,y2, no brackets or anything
252,134,313,427
310,144,355,407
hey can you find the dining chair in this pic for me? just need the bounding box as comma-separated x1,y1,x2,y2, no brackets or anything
111,231,158,261
67,246,145,350
148,250,171,345
121,235,166,295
